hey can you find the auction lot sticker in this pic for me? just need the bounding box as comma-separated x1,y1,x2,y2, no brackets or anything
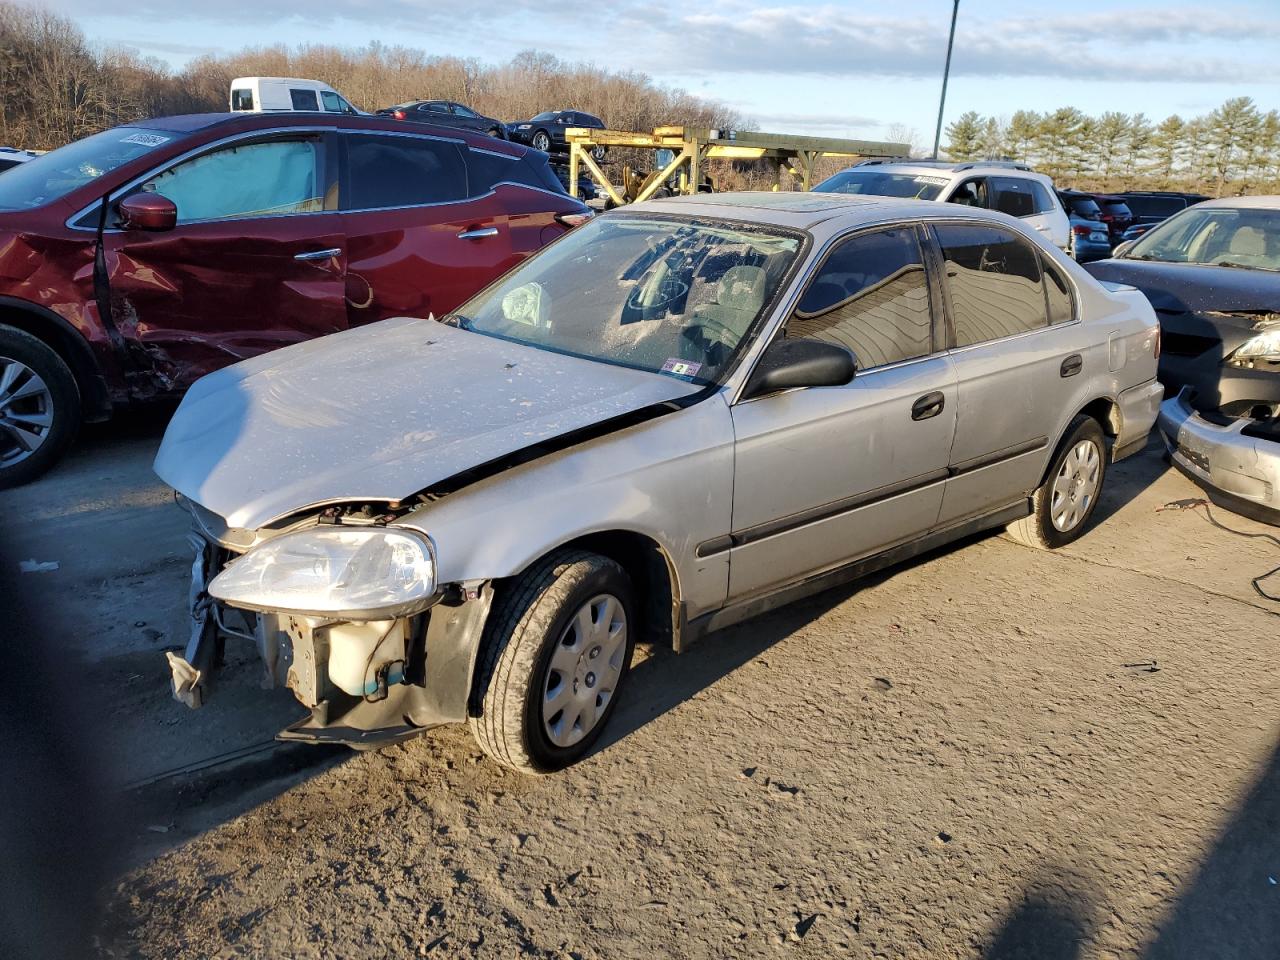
121,133,171,147
661,358,702,378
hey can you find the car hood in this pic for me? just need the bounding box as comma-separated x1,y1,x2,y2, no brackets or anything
1083,258,1280,313
154,317,701,531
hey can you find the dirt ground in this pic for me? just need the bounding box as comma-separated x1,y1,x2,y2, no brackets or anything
3,411,1279,959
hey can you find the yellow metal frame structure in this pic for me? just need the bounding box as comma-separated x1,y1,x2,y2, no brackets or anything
565,126,909,205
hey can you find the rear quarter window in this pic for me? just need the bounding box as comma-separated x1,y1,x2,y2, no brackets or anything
466,148,564,195
231,88,254,111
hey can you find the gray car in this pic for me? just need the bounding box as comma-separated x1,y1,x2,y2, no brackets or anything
154,192,1162,773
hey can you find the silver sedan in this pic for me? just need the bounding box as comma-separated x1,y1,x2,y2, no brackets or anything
155,192,1162,773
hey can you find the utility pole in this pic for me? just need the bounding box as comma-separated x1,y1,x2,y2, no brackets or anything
931,0,960,159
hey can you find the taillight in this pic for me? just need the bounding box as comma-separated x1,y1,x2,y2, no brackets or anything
1154,323,1161,360
555,211,593,229
1072,224,1093,236
392,109,407,120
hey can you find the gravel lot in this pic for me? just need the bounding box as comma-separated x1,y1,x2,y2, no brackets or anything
3,412,1278,959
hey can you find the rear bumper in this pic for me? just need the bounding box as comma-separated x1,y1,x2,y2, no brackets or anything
1114,377,1164,461
1157,389,1280,525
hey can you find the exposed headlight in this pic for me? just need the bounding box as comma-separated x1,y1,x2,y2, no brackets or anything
517,124,531,129
1231,324,1280,364
209,526,437,618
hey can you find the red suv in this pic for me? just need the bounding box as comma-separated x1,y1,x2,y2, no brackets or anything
0,112,591,486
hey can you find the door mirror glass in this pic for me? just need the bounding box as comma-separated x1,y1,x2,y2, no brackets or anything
742,338,855,400
118,192,177,231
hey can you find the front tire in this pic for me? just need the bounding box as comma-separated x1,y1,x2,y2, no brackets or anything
470,550,635,774
1006,415,1107,549
531,130,552,153
0,325,80,489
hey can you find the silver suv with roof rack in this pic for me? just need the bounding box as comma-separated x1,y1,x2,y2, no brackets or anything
815,160,1069,250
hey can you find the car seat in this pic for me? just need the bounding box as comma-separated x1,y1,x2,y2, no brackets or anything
1218,225,1270,267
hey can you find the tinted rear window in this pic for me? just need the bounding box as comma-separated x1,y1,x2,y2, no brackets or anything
231,88,254,111
1064,196,1102,219
345,134,466,208
1124,196,1184,217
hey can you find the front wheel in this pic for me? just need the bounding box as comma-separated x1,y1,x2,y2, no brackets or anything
590,144,607,163
470,550,635,774
531,130,551,153
1006,415,1107,549
0,325,80,489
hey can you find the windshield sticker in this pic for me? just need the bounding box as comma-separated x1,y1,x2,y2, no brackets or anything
121,132,170,147
661,358,702,378
913,175,949,186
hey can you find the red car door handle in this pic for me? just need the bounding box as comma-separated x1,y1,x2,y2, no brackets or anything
294,248,342,261
457,227,499,240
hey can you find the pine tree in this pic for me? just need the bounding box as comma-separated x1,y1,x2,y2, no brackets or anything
943,111,985,161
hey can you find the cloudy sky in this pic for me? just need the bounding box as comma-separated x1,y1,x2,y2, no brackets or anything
56,0,1280,144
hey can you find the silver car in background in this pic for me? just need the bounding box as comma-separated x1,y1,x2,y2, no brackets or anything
154,192,1162,773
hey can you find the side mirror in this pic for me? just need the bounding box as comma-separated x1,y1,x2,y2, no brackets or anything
741,338,856,400
118,192,177,232
1112,240,1136,259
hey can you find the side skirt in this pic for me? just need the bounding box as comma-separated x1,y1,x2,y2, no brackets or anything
677,500,1030,651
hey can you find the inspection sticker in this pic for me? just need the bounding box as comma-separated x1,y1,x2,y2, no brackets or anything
121,133,171,147
913,175,949,186
661,358,702,378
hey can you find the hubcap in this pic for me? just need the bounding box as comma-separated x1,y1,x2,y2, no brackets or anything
542,593,627,748
1049,439,1101,532
0,356,54,468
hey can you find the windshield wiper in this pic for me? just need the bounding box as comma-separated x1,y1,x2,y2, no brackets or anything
1212,261,1279,272
440,313,473,329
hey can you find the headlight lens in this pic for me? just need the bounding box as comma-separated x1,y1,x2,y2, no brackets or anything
209,526,436,617
517,124,531,129
1231,324,1280,363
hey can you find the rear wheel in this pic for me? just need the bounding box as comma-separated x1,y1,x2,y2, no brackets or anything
470,550,635,774
0,325,79,489
590,144,607,163
1006,415,1107,549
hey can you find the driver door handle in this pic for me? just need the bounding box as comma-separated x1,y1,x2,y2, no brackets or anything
457,226,499,240
294,247,341,261
911,391,946,421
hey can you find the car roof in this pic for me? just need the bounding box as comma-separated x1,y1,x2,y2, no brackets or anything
126,112,526,154
1195,195,1280,211
636,190,1011,230
837,160,1054,187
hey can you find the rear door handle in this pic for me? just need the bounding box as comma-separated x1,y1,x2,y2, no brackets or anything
1060,354,1083,378
911,391,946,421
457,226,499,240
294,247,341,261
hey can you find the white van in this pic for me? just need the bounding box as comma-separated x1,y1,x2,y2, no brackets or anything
229,77,360,115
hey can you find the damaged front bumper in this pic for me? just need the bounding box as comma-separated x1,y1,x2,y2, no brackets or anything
166,507,495,747
1157,388,1280,526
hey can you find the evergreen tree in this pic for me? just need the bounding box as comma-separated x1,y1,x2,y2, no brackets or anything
943,111,985,160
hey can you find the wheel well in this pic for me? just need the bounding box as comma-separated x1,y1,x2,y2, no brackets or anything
0,303,112,421
1079,396,1120,438
546,531,679,648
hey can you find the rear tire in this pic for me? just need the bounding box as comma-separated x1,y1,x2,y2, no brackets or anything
0,325,80,489
1006,415,1107,549
470,550,635,774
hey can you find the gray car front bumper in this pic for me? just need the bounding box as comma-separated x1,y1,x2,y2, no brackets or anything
1157,388,1280,525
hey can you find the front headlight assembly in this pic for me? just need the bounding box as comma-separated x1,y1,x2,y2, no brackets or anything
1230,322,1280,365
209,526,437,619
